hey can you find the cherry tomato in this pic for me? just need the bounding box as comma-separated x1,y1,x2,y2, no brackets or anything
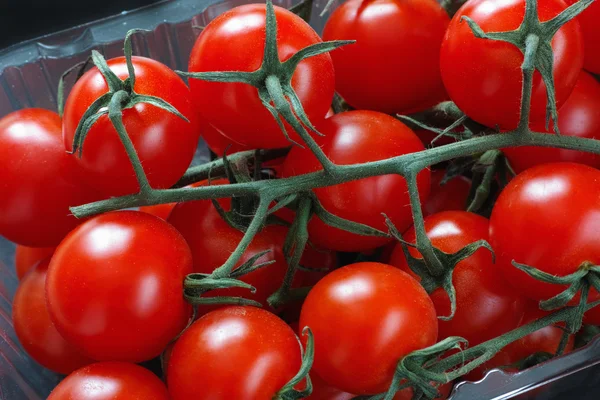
63,56,199,196
47,362,169,400
138,203,177,220
584,302,600,325
200,118,250,156
322,0,449,114
305,373,354,400
188,4,334,149
489,163,600,301
566,0,600,74
440,0,583,130
14,245,55,280
394,382,452,400
12,258,93,375
167,306,301,400
390,211,526,346
46,211,192,362
504,71,600,173
300,262,438,394
282,111,430,252
0,109,99,247
423,170,471,216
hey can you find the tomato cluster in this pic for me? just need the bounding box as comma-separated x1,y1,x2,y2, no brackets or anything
1,0,599,398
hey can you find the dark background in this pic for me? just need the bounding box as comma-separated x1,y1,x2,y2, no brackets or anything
0,0,162,50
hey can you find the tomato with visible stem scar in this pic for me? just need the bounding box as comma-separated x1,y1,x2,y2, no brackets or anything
390,211,526,346
14,245,55,280
48,362,170,400
440,0,583,130
423,170,471,216
188,3,335,149
504,71,600,173
63,56,199,197
282,111,430,252
566,0,600,74
300,262,438,394
322,0,449,114
167,306,302,400
13,258,94,375
0,109,100,247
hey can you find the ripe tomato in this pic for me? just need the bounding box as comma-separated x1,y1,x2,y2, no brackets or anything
394,382,452,400
423,170,471,216
440,0,583,130
167,306,301,400
322,0,449,114
300,262,438,394
566,0,600,73
504,71,600,173
46,211,192,362
305,373,354,400
390,211,526,346
138,203,177,220
47,362,169,400
12,258,93,375
63,56,199,196
188,4,334,149
200,118,249,156
282,111,430,252
14,245,55,280
0,109,99,247
489,163,600,301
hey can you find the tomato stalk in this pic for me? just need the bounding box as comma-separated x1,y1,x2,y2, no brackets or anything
276,327,315,399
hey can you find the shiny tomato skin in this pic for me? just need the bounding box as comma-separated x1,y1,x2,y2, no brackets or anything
300,262,438,394
13,258,94,375
46,211,193,362
188,4,335,149
15,245,55,280
441,0,583,130
489,163,600,301
282,111,430,252
0,109,99,247
63,56,199,197
47,362,170,400
167,306,301,400
423,170,471,216
322,0,449,114
390,211,526,346
504,71,600,173
200,118,250,156
138,203,177,220
566,0,600,73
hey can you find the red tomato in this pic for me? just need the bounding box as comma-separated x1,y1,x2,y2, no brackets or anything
167,306,301,400
566,0,600,74
0,109,99,247
305,373,354,400
12,258,93,375
423,170,471,216
390,211,526,346
188,4,335,149
504,71,600,173
46,211,192,362
440,0,583,130
47,362,169,400
138,203,177,220
63,56,199,196
394,382,452,400
322,0,449,114
200,118,250,156
282,111,430,252
14,245,55,280
584,302,600,325
489,163,600,301
300,262,438,394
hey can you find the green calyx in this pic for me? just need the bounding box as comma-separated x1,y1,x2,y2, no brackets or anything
275,327,315,400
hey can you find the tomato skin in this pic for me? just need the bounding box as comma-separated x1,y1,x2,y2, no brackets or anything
48,362,169,400
14,245,55,280
188,4,334,149
0,109,99,247
322,0,449,114
200,118,249,156
390,211,526,346
423,170,471,216
167,306,301,400
13,258,94,375
440,0,583,130
300,262,438,394
282,111,430,252
63,56,199,197
138,203,177,220
504,72,600,173
489,163,600,301
305,373,354,400
46,211,193,362
566,0,600,73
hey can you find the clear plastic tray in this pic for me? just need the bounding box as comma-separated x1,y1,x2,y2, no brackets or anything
0,0,598,398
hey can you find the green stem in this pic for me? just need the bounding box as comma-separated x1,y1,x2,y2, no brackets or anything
517,34,540,131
